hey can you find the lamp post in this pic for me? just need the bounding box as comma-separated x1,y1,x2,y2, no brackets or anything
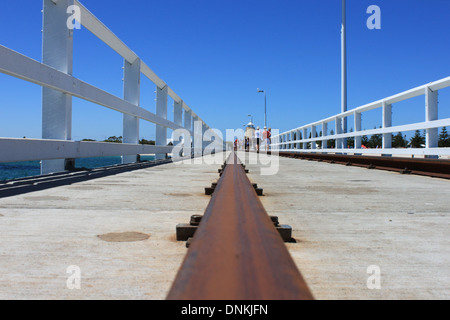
257,88,267,128
341,0,347,147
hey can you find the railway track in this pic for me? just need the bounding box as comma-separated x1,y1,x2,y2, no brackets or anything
167,151,314,300
276,152,450,179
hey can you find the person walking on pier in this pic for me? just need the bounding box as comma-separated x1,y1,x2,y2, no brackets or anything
255,126,261,153
263,127,268,151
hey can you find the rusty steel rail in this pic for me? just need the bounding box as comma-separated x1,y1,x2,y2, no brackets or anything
277,152,450,179
166,152,314,300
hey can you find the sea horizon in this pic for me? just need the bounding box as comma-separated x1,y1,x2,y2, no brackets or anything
0,155,156,182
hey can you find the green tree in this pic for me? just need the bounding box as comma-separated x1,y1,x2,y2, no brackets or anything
409,130,425,148
317,131,322,148
307,132,311,149
139,138,155,145
103,136,122,143
439,127,450,147
367,127,382,148
392,132,407,148
347,128,354,148
361,135,369,147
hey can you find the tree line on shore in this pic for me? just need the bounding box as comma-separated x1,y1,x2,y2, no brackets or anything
82,136,156,145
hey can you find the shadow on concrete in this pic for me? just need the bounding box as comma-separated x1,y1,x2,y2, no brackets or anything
0,159,172,199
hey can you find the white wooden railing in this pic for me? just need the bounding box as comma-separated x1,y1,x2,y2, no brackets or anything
0,0,221,174
271,76,450,157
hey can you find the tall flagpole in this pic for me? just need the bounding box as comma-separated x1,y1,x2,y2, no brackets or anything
341,0,348,146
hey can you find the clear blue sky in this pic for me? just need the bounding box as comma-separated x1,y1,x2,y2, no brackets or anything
1,0,449,141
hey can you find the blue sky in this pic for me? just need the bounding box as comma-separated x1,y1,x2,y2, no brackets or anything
0,0,449,141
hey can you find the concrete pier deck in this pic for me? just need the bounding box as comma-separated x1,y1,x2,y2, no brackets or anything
0,151,449,299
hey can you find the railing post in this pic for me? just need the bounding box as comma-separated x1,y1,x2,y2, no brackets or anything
184,109,192,154
425,87,438,148
172,99,183,154
302,128,307,150
286,132,290,150
202,122,207,154
41,0,74,175
171,100,183,157
354,112,362,149
184,109,192,132
174,100,183,127
292,131,296,150
122,58,141,164
156,85,168,159
193,117,202,157
292,131,295,150
382,101,392,150
322,122,328,150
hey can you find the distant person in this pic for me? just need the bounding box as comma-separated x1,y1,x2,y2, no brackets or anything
234,138,238,151
267,128,271,151
262,127,268,151
255,126,261,153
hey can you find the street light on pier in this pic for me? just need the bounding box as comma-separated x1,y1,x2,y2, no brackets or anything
257,89,267,129
341,0,348,146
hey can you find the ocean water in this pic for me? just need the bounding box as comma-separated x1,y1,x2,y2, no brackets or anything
0,155,155,182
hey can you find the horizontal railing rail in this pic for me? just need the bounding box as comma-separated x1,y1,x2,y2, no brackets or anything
272,76,450,156
0,45,183,131
0,0,222,175
0,138,172,163
73,0,199,118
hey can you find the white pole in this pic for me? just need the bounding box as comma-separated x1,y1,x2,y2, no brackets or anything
425,87,438,148
122,58,141,164
341,0,348,145
156,85,168,160
41,0,74,174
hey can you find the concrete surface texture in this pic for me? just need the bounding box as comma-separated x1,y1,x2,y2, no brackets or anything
241,151,449,300
0,151,449,299
0,154,226,299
